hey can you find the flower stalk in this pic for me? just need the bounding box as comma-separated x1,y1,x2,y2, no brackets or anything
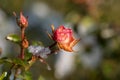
14,12,29,60
20,28,25,59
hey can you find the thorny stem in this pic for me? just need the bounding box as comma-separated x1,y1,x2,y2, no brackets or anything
20,28,25,60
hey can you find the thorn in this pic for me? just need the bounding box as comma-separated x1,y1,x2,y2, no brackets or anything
46,31,53,40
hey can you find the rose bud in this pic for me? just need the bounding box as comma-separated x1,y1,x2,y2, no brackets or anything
52,25,80,52
14,12,28,28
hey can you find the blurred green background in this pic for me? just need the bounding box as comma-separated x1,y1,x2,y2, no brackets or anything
0,0,120,80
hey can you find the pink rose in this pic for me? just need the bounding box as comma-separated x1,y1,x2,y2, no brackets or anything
53,25,73,43
52,25,80,52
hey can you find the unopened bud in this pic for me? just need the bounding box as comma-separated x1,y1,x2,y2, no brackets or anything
14,12,28,28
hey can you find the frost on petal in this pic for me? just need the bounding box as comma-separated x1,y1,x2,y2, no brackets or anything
28,45,51,58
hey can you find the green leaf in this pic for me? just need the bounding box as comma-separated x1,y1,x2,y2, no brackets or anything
6,34,21,43
0,57,35,71
18,71,32,80
12,58,28,67
0,57,28,68
0,57,13,64
31,41,43,46
0,72,7,80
